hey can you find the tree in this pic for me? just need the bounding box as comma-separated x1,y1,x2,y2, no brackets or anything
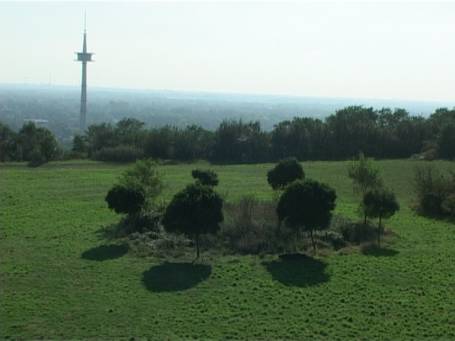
0,123,17,162
162,183,223,259
438,124,455,160
348,152,383,224
211,120,270,164
72,134,88,154
119,159,163,208
192,169,219,187
363,189,399,247
267,158,305,190
277,180,336,252
16,123,59,166
105,185,145,215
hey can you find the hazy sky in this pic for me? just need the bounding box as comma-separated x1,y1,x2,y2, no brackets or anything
1,1,455,101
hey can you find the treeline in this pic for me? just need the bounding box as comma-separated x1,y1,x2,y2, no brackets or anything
0,122,59,166
1,105,454,165
73,106,455,163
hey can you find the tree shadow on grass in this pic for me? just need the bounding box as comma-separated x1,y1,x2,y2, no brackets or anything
361,244,399,257
263,253,330,287
81,244,129,261
142,262,212,292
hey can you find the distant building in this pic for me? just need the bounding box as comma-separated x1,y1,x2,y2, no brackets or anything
23,118,49,127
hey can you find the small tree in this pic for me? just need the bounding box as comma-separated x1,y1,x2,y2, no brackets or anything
277,180,336,252
72,134,88,154
267,158,305,190
192,169,219,187
162,183,223,259
120,159,163,208
105,185,145,215
363,189,399,247
348,152,383,224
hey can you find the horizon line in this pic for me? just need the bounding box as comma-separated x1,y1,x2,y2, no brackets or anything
1,81,455,106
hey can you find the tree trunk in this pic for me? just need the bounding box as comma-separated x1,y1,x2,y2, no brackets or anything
377,215,382,247
310,229,316,253
195,234,200,260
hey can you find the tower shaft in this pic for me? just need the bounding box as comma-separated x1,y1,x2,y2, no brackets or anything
76,30,93,132
80,61,87,131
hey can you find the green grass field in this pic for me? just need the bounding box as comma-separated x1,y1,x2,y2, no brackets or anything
1,160,455,339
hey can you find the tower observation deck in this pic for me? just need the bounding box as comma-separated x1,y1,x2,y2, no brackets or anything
75,27,93,132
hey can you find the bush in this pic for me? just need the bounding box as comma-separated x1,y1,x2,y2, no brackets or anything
105,185,145,215
441,194,455,217
129,210,161,233
267,158,304,190
120,159,163,206
414,166,455,217
192,169,219,187
27,148,47,167
335,221,377,244
93,145,144,163
220,196,280,254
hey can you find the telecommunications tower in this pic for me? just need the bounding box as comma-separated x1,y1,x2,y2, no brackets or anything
75,16,93,132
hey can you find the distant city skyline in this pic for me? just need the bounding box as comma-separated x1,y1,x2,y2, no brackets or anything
1,1,455,102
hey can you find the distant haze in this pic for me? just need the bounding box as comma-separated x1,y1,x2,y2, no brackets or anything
1,2,455,102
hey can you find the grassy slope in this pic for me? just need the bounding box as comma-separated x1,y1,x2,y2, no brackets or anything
1,160,454,339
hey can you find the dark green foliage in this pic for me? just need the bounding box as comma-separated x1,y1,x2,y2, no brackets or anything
438,124,455,159
93,145,144,163
363,189,399,246
105,185,145,215
0,123,17,162
130,211,161,233
336,221,378,244
192,169,219,187
72,134,88,154
27,148,47,167
277,180,336,251
414,165,455,217
162,183,223,258
267,158,304,190
210,120,270,163
5,122,60,166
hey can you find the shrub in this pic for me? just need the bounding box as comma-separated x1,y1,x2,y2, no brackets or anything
335,221,377,244
130,210,161,233
93,145,144,163
267,158,304,190
220,196,281,254
192,169,219,187
105,185,145,215
120,159,163,208
441,194,455,217
414,166,455,216
348,152,383,224
27,148,47,167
